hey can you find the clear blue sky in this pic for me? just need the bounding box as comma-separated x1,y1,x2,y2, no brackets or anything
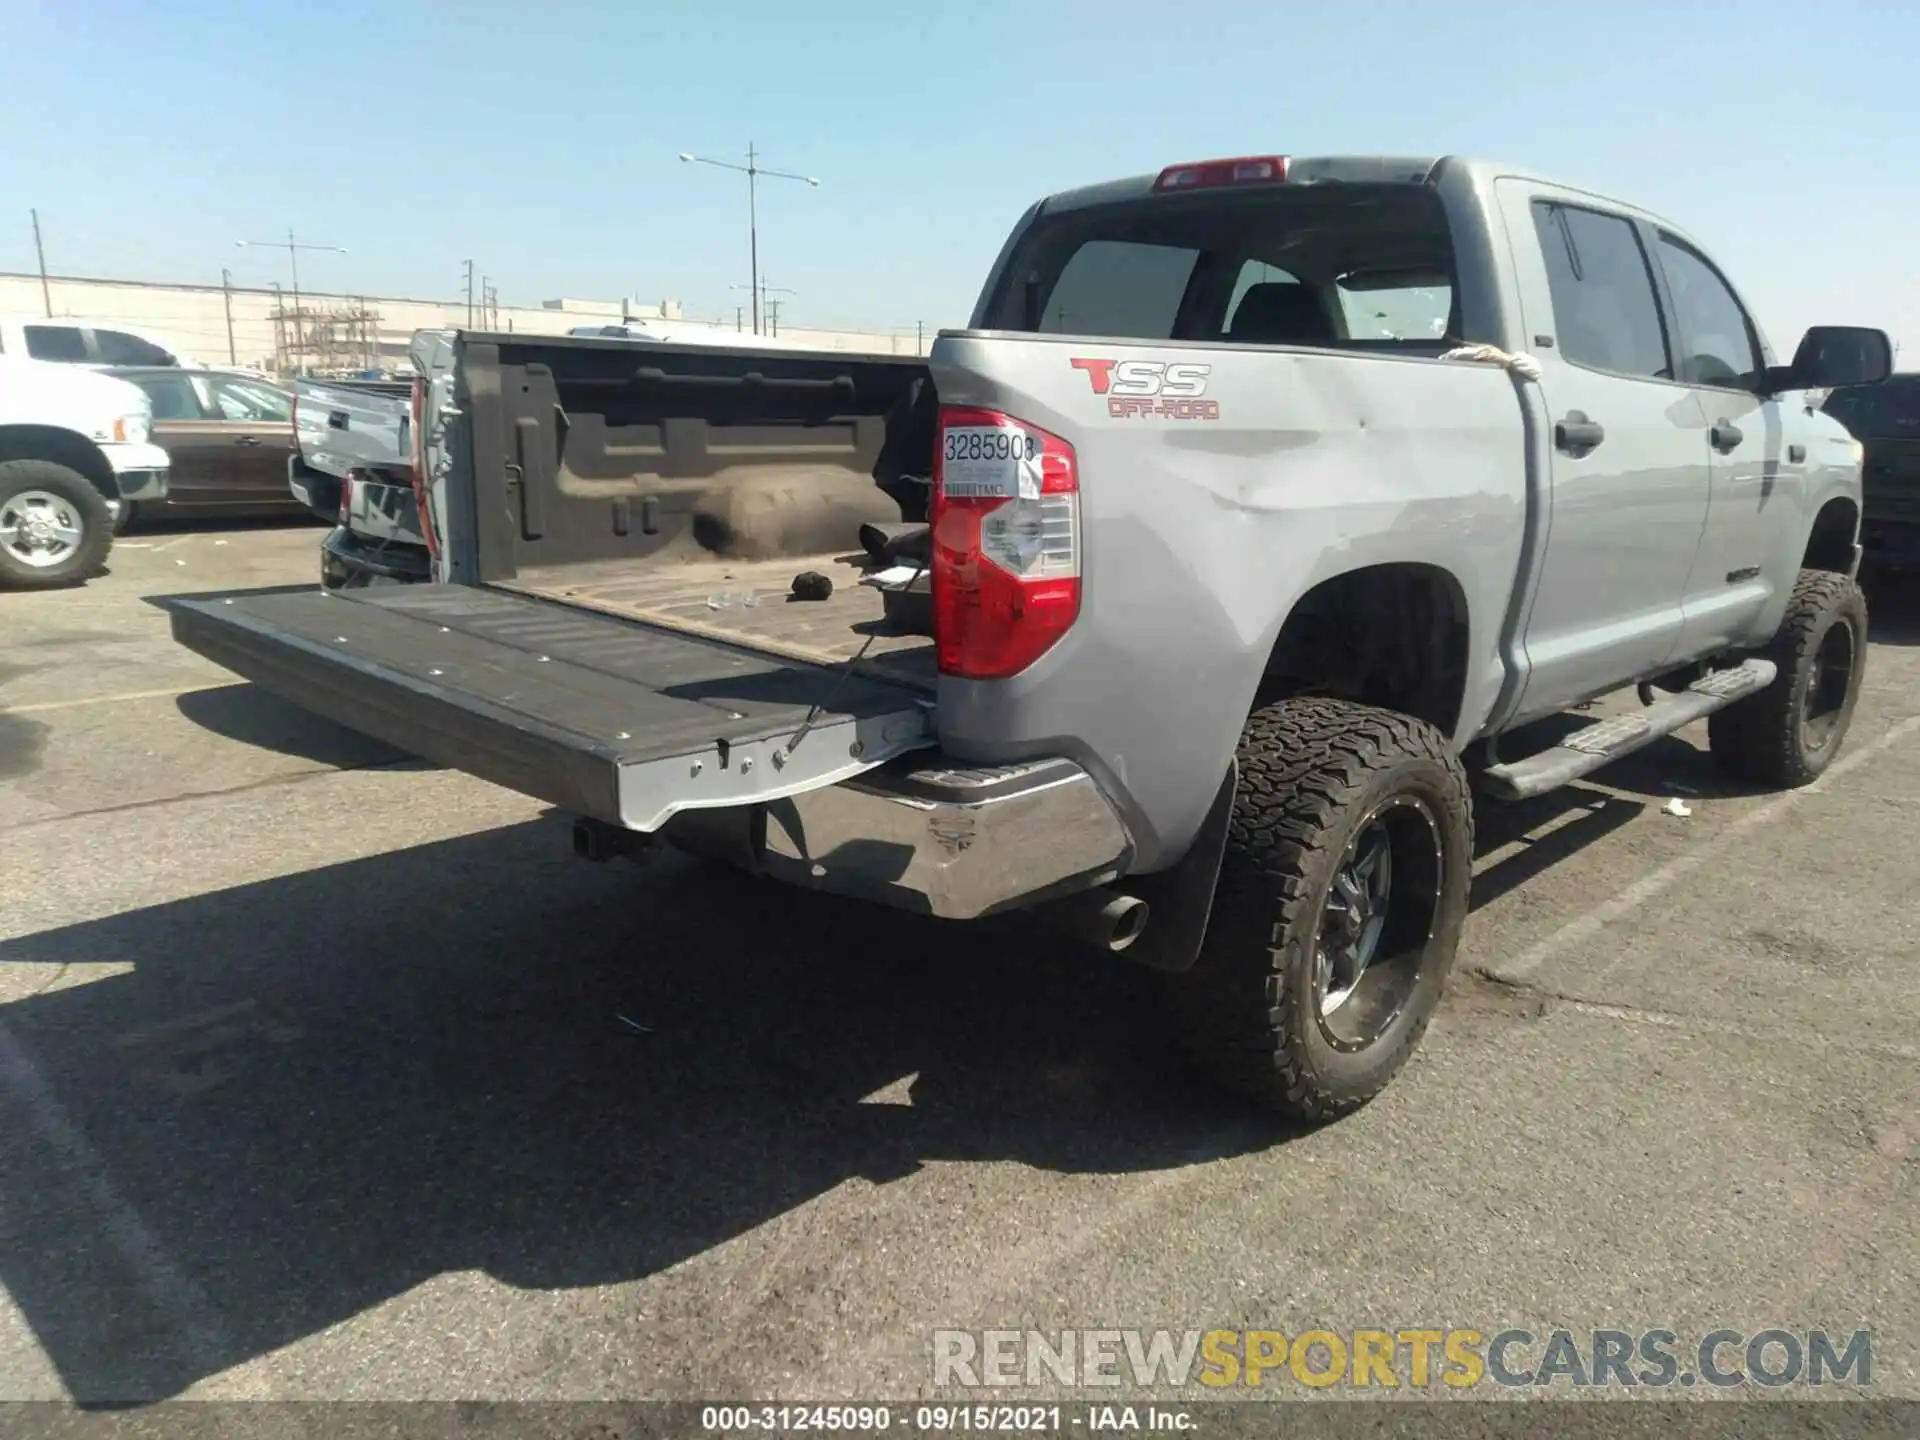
2,0,1915,353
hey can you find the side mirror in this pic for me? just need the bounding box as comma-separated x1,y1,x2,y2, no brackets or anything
1781,325,1893,392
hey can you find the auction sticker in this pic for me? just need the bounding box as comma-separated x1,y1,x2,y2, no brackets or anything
941,425,1042,499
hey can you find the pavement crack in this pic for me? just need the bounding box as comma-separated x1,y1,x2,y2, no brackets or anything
0,756,420,834
1465,964,1920,1060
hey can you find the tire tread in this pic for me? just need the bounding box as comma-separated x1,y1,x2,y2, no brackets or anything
1175,696,1473,1122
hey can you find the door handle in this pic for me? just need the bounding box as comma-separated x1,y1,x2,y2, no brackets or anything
1710,420,1743,453
1554,411,1605,452
234,436,263,446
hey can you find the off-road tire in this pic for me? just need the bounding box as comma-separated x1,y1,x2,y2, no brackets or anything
1170,697,1474,1123
0,459,112,590
1707,569,1867,788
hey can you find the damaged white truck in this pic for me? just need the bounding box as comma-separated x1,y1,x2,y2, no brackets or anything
169,154,1889,1120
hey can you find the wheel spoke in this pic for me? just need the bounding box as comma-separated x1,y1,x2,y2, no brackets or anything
1363,833,1392,905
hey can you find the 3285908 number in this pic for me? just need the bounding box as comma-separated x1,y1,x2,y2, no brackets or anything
943,428,1036,463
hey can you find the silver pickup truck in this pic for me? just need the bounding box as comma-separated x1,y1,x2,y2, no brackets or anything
171,153,1889,1120
286,375,432,588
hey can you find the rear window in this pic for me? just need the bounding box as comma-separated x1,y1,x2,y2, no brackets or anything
980,183,1456,350
1823,379,1920,441
24,324,89,361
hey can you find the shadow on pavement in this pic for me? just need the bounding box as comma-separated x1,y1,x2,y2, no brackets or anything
173,683,426,771
0,818,1285,1403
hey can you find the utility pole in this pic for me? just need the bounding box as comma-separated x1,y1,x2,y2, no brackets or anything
679,145,820,335
766,295,783,336
30,208,51,317
236,231,344,375
463,259,475,328
221,268,237,363
916,320,924,356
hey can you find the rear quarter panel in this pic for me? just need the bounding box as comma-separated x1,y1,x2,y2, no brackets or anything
930,332,1529,870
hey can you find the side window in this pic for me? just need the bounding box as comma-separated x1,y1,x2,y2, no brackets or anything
91,329,175,366
208,378,293,422
1656,237,1763,389
23,325,90,362
1032,239,1199,338
1531,201,1671,379
134,374,205,420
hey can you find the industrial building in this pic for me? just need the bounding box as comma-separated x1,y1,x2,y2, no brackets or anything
0,271,925,375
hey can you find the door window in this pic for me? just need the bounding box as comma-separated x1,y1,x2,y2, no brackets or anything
1531,202,1671,379
1656,236,1763,389
206,377,293,422
23,324,89,361
132,374,205,420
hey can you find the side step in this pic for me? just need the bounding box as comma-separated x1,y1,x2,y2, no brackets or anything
1480,659,1778,801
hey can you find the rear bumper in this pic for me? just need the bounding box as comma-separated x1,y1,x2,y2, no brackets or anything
750,755,1133,919
166,583,1130,922
320,526,432,589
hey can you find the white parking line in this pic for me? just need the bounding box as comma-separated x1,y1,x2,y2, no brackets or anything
147,536,195,555
1489,711,1920,985
0,684,233,716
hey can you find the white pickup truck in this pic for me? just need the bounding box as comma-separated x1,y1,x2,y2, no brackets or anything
171,153,1885,1119
0,357,170,587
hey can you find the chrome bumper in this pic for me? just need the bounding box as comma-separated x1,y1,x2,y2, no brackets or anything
749,754,1133,920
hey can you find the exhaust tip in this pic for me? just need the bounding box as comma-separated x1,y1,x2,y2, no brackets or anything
1105,896,1149,952
1034,886,1150,954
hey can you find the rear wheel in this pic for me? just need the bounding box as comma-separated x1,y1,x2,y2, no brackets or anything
1170,697,1474,1122
0,460,112,590
1708,570,1867,788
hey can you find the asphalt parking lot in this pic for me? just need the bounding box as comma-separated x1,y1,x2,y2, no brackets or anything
0,523,1916,1406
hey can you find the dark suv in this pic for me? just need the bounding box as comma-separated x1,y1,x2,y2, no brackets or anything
1824,374,1920,570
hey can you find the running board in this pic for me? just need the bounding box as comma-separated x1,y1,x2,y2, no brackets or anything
1480,659,1778,801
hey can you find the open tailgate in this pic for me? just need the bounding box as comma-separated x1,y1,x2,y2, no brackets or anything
168,585,932,829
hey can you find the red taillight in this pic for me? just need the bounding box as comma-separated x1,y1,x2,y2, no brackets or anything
1153,155,1289,192
931,405,1081,680
408,375,440,560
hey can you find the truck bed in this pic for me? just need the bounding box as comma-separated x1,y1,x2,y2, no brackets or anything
500,551,934,688
445,332,939,688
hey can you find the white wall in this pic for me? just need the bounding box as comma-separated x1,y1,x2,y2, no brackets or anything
0,272,928,372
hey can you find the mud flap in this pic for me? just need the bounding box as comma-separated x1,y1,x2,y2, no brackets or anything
1118,759,1237,974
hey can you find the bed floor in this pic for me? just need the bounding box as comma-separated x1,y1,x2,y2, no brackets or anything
496,552,936,689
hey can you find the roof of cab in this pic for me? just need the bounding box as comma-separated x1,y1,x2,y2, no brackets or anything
1038,154,1453,214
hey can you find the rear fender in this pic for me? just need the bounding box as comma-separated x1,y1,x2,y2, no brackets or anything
929,333,1528,871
